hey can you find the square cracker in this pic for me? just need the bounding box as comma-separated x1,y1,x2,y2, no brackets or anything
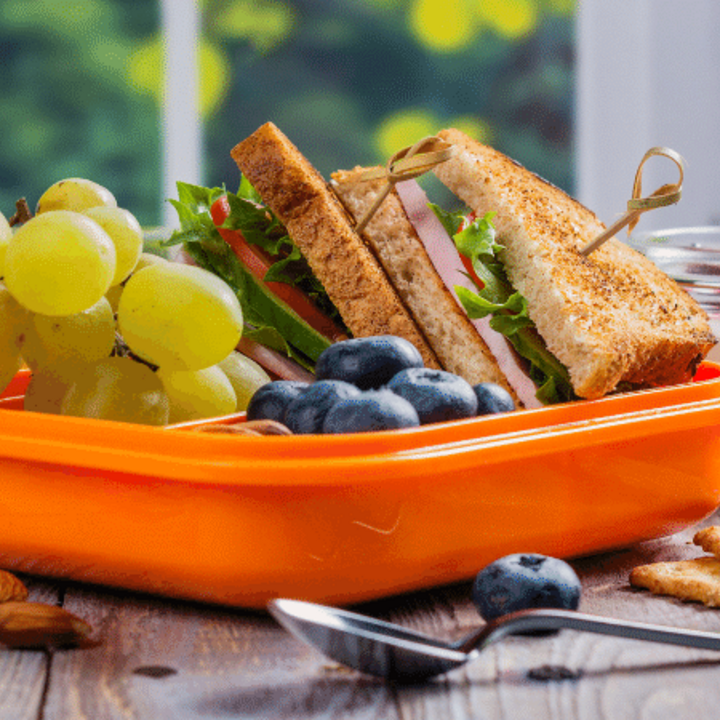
693,526,720,557
629,556,720,607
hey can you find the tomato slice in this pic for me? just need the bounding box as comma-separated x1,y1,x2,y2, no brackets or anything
457,212,485,289
211,197,347,342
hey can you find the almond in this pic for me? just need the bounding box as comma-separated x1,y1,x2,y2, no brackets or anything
0,570,29,603
0,602,95,649
244,419,294,435
193,424,262,436
191,419,293,436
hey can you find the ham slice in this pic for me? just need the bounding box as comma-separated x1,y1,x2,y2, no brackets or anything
395,179,542,409
236,337,315,383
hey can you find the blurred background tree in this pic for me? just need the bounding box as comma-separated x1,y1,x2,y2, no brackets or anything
0,0,575,226
0,0,161,223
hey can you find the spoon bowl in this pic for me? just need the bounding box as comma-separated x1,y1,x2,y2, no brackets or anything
269,598,469,680
268,598,720,682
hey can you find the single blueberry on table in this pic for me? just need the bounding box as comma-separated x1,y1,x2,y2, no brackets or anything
473,382,516,415
387,367,478,424
284,380,361,434
322,389,420,434
472,553,581,625
315,335,424,390
246,380,310,423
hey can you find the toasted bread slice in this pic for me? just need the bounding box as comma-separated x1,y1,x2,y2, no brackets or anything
433,128,716,399
331,167,517,398
230,123,441,368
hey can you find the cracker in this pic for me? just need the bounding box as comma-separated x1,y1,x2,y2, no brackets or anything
693,526,720,558
629,556,720,607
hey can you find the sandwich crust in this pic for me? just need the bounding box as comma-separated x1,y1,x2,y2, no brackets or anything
434,128,716,398
231,122,441,369
332,168,517,398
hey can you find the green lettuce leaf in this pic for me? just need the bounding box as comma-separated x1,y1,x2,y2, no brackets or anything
219,185,343,322
167,181,337,368
431,205,575,404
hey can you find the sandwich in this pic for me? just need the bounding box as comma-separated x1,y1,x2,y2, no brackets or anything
173,122,716,406
173,122,514,396
333,130,716,405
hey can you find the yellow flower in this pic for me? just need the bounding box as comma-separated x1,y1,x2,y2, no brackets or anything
212,0,296,52
477,0,539,40
408,0,478,53
375,109,440,159
449,116,493,144
375,109,493,159
126,36,230,118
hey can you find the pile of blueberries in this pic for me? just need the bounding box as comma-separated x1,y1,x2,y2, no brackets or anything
247,335,515,434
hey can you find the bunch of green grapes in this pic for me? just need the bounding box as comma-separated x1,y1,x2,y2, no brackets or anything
0,178,270,425
0,283,28,394
112,260,274,421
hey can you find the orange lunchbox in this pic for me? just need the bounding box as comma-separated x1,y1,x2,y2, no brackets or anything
2,364,720,609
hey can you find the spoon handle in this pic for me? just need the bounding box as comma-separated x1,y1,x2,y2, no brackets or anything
455,609,720,654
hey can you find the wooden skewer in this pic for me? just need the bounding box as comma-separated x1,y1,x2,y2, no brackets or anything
580,209,643,257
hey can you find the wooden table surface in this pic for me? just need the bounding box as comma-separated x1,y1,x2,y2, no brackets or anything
3,509,720,720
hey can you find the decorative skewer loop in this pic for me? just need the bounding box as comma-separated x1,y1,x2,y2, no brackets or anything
580,146,685,256
355,136,457,234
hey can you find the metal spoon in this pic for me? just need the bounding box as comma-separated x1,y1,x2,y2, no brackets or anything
268,598,720,682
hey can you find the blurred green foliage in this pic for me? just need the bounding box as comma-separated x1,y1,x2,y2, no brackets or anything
0,0,160,224
0,0,574,225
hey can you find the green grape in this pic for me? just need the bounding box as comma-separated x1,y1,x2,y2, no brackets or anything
105,254,168,313
61,356,169,426
21,296,116,380
134,252,168,272
84,206,144,285
0,284,28,394
117,263,243,371
4,210,116,316
218,351,271,411
0,209,12,278
105,283,124,314
36,178,117,214
23,369,74,415
158,365,237,424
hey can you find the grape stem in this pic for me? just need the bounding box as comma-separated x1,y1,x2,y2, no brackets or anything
112,333,159,372
9,198,32,227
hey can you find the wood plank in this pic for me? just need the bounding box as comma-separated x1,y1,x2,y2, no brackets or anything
0,578,60,720
41,585,398,720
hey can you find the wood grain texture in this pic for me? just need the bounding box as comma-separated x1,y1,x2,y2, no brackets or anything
372,512,720,720
41,585,396,719
0,579,60,720
3,512,720,719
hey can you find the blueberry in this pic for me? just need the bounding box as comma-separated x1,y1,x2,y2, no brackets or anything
284,380,361,434
472,554,581,625
473,383,516,415
315,335,424,390
387,367,478,425
246,380,310,423
322,389,420,434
